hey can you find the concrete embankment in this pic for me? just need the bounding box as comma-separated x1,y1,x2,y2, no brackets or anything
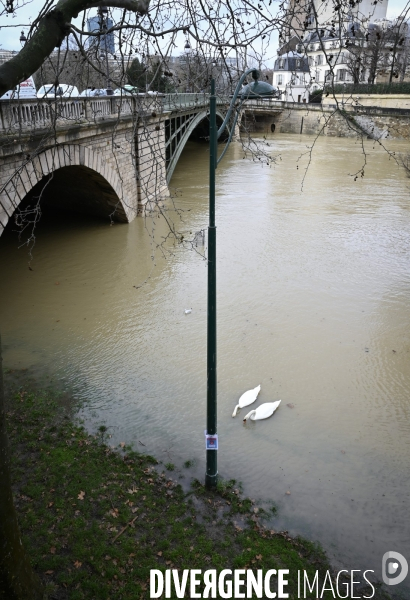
243,101,410,140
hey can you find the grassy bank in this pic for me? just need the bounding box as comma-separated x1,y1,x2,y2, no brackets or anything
4,380,387,600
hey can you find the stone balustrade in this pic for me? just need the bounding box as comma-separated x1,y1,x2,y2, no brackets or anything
0,95,163,131
0,93,239,133
0,93,222,132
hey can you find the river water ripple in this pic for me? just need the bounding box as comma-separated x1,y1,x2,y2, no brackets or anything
0,134,409,593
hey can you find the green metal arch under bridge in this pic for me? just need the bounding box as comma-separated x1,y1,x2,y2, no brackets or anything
161,94,231,184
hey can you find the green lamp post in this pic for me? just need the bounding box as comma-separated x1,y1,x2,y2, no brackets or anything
205,70,277,489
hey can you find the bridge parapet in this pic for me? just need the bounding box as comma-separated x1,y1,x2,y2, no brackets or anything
0,95,163,131
242,98,285,112
161,93,230,112
0,93,235,132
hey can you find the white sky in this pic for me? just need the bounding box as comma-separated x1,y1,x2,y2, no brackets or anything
0,0,407,57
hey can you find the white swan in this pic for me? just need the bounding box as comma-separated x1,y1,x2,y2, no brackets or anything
232,385,261,417
243,400,281,422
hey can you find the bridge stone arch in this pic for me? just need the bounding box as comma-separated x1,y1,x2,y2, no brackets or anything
0,143,136,236
165,109,228,183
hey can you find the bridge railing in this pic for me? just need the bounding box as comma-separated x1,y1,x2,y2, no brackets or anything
240,98,284,110
162,93,215,111
0,93,278,132
0,93,235,131
161,93,233,112
0,95,162,132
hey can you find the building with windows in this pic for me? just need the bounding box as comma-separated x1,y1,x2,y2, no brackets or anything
0,50,18,65
87,15,115,55
278,0,410,91
309,0,388,32
278,0,410,93
281,0,388,46
303,16,410,90
304,28,352,89
272,51,310,102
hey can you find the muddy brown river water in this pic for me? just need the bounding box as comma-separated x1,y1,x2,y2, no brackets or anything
0,133,409,594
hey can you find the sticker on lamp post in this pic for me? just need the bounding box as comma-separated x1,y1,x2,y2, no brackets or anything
205,431,218,450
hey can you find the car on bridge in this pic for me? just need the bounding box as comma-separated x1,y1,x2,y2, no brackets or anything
79,88,107,97
113,85,139,96
0,76,37,100
37,84,79,98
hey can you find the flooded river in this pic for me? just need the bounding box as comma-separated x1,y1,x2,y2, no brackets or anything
0,133,409,592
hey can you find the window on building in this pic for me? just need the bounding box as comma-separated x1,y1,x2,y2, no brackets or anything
295,59,301,68
308,56,314,66
337,69,347,81
278,59,285,69
276,74,283,85
324,70,332,81
315,70,321,82
315,55,323,66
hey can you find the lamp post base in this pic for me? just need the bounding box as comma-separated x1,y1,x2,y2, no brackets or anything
205,471,218,489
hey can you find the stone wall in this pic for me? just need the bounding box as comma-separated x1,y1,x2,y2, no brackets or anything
0,110,169,236
322,94,410,110
243,103,410,140
136,117,169,211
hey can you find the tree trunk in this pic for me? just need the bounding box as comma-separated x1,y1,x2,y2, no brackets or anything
389,46,397,84
0,336,44,600
0,0,150,96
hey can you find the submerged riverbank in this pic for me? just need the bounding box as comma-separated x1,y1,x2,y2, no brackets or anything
3,372,390,600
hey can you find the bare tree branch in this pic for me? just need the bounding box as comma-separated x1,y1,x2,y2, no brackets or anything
0,0,149,95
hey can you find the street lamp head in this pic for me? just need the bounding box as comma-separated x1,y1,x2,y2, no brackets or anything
19,31,27,45
239,77,278,98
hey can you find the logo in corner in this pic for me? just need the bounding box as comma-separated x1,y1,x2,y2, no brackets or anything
382,552,408,586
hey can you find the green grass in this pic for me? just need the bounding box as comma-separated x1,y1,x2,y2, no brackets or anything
4,385,387,599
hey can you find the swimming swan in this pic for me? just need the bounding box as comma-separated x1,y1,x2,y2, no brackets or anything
243,400,281,422
232,385,261,417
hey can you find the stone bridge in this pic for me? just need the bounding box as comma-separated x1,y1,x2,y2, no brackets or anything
0,93,283,235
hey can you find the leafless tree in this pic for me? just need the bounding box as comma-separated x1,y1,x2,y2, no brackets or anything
380,16,410,84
